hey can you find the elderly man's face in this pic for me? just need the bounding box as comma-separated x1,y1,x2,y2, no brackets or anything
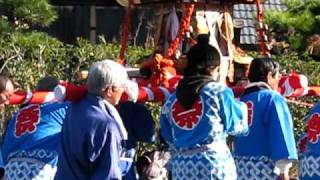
104,86,125,106
0,81,14,106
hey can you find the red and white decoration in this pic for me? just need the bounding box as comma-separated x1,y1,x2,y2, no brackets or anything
172,99,203,130
15,104,41,137
7,73,320,106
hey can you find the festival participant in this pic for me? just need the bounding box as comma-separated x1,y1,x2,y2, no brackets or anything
298,102,320,180
0,75,14,179
55,60,129,180
233,58,298,180
49,72,155,180
160,34,248,180
1,76,68,180
0,75,14,106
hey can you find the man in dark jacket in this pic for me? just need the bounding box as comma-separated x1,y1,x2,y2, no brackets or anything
55,60,129,180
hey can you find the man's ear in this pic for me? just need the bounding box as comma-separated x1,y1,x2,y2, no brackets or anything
104,86,113,98
214,66,220,74
267,71,273,85
209,66,220,81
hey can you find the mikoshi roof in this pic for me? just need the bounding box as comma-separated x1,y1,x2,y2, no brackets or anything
233,0,287,44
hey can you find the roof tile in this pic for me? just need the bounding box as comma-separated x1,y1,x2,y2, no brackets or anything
233,0,287,44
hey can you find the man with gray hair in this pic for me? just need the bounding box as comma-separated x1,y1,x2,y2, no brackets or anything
55,60,129,180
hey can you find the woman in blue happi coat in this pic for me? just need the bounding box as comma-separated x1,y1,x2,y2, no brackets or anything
160,34,249,180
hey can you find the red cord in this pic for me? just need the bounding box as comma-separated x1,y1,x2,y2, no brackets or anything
118,0,132,65
286,98,314,108
165,3,195,59
255,0,271,57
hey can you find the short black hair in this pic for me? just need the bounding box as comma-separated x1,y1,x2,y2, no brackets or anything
248,57,280,83
184,34,220,76
36,76,59,91
0,75,11,93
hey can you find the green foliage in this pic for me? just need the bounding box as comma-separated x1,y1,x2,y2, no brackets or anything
0,33,151,91
265,0,320,51
284,0,302,9
1,0,57,27
0,16,11,35
276,52,320,85
62,38,152,82
137,102,162,155
0,32,153,141
250,52,320,178
287,35,304,51
0,31,66,90
275,52,320,138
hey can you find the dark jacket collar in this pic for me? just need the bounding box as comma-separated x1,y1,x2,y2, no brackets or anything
243,82,272,96
176,75,215,109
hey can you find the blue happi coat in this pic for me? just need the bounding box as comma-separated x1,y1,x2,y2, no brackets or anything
1,102,69,180
55,95,123,180
161,82,248,180
234,82,298,180
298,102,320,180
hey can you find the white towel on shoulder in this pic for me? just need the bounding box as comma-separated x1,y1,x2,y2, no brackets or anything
103,100,128,140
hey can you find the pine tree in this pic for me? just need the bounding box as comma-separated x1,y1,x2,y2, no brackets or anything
0,0,57,34
265,0,320,52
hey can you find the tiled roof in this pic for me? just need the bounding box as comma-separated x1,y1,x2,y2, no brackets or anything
233,0,287,44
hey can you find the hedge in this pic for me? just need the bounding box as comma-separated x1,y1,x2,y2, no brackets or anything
0,31,152,136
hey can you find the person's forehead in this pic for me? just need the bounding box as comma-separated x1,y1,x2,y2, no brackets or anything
4,80,14,92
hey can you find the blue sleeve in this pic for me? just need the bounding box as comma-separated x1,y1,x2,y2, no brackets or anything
88,117,122,180
267,95,298,162
300,102,320,156
160,102,174,145
125,102,156,143
133,104,156,143
219,87,248,136
307,102,320,120
49,103,69,125
1,114,17,165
